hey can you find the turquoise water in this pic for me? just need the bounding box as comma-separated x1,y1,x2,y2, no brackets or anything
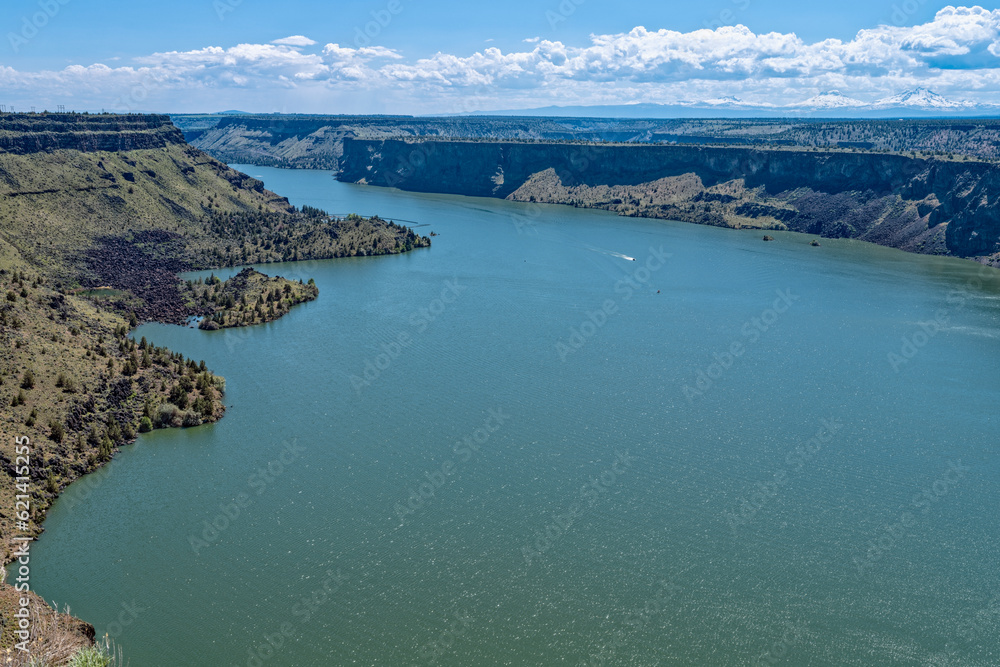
24,166,1000,665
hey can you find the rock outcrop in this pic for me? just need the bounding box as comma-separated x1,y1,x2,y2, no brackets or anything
0,113,185,154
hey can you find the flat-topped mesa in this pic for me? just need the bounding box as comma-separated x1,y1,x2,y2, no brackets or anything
0,113,186,154
337,138,1000,263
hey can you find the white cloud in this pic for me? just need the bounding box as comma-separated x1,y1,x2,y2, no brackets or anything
271,35,317,47
6,7,1000,113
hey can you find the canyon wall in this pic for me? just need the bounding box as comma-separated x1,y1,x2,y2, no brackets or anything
339,138,1000,262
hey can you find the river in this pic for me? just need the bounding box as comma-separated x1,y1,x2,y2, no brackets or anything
25,165,1000,665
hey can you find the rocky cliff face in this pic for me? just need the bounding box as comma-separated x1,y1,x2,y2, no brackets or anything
0,113,185,154
179,114,1000,168
339,138,1000,263
181,116,350,169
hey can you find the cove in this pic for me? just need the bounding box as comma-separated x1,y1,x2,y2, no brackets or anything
22,165,1000,665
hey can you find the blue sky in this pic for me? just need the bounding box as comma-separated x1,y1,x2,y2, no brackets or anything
1,0,999,113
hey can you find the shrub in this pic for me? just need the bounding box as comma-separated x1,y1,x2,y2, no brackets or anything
98,436,113,462
106,419,122,443
182,410,202,428
157,403,181,428
21,368,34,389
49,420,64,442
68,636,120,667
139,416,153,433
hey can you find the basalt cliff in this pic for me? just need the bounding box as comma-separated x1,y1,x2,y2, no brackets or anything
338,138,1000,264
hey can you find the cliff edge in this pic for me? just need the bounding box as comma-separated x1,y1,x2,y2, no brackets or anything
338,138,1000,264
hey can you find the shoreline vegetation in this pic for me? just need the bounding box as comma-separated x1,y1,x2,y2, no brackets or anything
0,112,430,663
183,268,319,330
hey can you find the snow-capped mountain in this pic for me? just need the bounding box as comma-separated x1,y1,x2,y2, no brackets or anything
789,90,867,109
871,87,970,110
477,87,999,118
700,95,776,109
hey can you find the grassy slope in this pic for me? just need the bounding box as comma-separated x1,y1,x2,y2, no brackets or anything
0,138,429,296
0,143,277,284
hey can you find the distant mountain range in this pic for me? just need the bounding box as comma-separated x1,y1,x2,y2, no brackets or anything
472,88,998,119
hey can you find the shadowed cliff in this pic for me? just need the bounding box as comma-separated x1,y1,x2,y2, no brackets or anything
338,138,1000,264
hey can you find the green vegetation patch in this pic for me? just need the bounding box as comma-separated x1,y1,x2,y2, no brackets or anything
182,268,320,329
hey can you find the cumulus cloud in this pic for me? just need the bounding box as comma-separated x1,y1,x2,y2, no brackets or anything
6,6,1000,113
271,35,318,47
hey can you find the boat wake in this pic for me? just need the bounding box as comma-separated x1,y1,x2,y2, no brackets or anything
583,245,636,262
